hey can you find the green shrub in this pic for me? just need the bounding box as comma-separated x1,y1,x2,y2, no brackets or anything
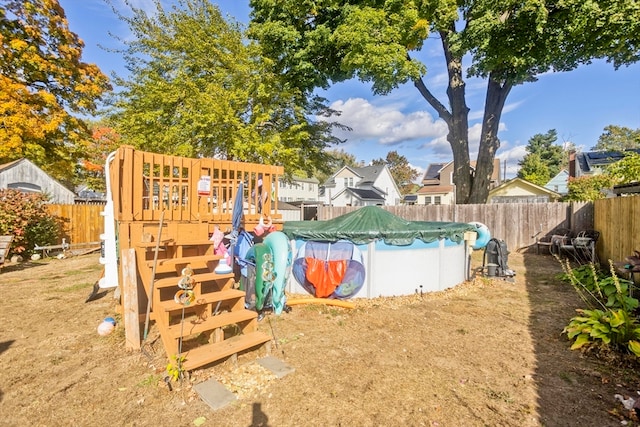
564,308,640,357
0,189,63,256
558,261,637,312
559,259,640,357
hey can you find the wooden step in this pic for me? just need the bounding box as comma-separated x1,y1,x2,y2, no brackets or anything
159,289,246,312
153,271,234,289
180,331,272,371
167,309,258,339
135,239,175,248
147,254,221,268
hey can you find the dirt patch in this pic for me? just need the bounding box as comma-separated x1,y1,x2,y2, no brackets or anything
1,251,639,426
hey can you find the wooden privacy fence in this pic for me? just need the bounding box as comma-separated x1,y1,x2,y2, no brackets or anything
46,195,640,267
318,202,594,254
46,204,104,245
594,195,640,265
49,200,597,252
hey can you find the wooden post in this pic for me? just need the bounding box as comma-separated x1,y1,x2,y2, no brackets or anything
122,248,141,350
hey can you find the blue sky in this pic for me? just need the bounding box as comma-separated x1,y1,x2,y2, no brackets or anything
60,0,640,179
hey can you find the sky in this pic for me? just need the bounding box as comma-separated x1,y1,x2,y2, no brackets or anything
60,0,640,179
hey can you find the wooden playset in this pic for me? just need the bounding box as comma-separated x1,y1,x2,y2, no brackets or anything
107,146,283,371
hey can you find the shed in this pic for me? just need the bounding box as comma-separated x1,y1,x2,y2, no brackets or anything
0,159,76,204
488,178,562,203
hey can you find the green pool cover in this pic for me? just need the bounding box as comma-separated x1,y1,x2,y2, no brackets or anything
283,206,476,246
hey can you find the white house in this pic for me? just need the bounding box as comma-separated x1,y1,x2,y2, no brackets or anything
319,164,401,207
0,158,76,204
277,175,319,202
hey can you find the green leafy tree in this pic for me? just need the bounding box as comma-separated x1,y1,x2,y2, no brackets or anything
517,129,563,185
372,151,420,195
0,189,62,255
517,153,550,186
249,0,640,204
566,175,614,201
0,0,111,185
592,125,640,151
607,152,640,185
108,0,345,176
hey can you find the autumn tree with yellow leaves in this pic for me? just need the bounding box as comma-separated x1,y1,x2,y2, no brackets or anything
0,0,110,186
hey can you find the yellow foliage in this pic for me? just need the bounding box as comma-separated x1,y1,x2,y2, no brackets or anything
0,0,111,183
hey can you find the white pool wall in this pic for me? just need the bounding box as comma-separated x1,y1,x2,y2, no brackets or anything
286,237,471,298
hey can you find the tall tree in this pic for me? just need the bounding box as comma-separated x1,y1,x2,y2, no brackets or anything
108,0,346,176
607,152,640,185
77,120,121,192
517,129,563,185
249,0,640,204
0,0,111,184
372,150,420,195
517,153,550,186
592,125,640,151
314,148,360,184
566,175,614,202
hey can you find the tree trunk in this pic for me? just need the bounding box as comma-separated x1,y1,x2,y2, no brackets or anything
413,31,472,203
469,75,512,204
441,30,472,204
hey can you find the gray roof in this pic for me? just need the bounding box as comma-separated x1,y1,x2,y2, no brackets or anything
423,163,446,180
289,175,319,184
575,149,640,174
0,159,22,172
352,165,384,187
347,187,385,201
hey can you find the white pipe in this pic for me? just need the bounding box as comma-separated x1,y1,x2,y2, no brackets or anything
99,151,119,289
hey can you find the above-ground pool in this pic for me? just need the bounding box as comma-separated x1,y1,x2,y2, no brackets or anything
282,206,480,299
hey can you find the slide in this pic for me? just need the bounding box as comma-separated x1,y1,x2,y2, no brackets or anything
263,231,292,315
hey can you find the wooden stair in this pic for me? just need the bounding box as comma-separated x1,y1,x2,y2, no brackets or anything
135,236,271,371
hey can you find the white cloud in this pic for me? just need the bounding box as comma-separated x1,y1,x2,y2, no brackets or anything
420,122,507,159
327,98,449,145
497,144,527,179
409,162,425,183
426,72,449,89
468,99,525,121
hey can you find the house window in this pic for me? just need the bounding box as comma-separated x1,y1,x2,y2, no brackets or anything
434,196,441,205
349,177,354,186
344,178,348,187
424,196,431,205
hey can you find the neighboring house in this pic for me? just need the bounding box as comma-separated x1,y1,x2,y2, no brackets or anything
402,183,421,204
75,185,107,203
544,169,569,195
569,149,640,178
277,175,320,220
277,175,319,202
415,159,502,205
488,178,561,203
319,164,402,207
0,158,76,204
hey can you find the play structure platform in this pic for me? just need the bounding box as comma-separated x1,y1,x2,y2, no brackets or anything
105,146,283,370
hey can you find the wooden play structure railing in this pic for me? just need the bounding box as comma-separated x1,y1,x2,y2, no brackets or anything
109,146,283,371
